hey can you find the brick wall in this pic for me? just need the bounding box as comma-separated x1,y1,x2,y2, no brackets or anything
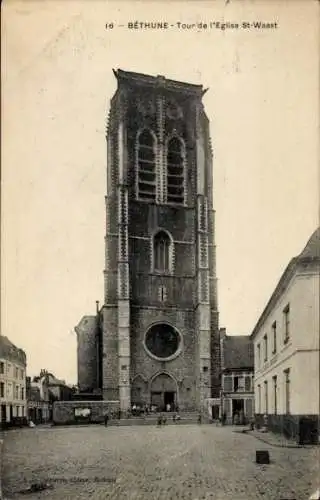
102,71,221,411
102,307,119,400
130,307,197,410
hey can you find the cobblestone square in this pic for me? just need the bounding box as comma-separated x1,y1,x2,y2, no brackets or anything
2,425,319,499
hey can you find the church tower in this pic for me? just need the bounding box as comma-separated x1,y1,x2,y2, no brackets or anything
103,69,220,412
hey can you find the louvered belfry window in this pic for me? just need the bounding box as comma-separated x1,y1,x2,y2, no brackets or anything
167,137,184,204
137,129,156,201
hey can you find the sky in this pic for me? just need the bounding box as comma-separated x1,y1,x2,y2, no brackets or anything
1,0,319,384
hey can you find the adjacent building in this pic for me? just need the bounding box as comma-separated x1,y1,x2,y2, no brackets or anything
27,370,74,423
220,328,254,424
0,335,27,428
76,69,221,413
26,375,51,423
75,306,102,395
252,228,320,440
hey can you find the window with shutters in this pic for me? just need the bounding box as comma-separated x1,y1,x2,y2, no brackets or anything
263,334,268,362
283,304,290,344
223,375,232,392
272,321,277,354
273,375,277,414
245,375,252,392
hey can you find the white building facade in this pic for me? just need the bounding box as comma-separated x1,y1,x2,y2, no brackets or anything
252,229,320,441
0,336,27,427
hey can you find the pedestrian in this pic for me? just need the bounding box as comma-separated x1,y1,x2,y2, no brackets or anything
239,409,244,425
222,412,226,426
233,412,239,426
249,417,254,431
104,413,109,427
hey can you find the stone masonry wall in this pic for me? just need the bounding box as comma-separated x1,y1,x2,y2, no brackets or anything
53,400,119,425
130,308,197,410
102,306,119,400
76,316,99,392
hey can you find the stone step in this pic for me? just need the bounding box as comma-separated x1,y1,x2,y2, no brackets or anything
107,418,204,427
107,412,210,427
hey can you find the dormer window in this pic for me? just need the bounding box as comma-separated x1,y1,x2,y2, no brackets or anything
136,129,156,201
166,136,185,204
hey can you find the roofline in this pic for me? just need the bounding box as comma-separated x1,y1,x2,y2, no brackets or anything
251,253,320,340
251,257,298,340
113,68,206,96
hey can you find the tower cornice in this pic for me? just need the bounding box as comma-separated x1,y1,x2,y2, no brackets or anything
113,68,205,97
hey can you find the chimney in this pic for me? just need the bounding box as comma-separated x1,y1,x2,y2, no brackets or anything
96,301,99,314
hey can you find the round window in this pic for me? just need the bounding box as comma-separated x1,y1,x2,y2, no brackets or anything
144,323,181,360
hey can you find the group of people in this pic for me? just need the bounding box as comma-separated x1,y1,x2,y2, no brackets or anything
157,412,182,426
130,402,178,416
131,403,154,416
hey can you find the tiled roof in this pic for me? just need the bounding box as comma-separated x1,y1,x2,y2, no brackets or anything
252,227,319,339
223,335,254,370
299,227,320,259
0,335,26,365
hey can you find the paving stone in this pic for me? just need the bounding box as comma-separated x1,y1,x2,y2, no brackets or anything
1,425,319,499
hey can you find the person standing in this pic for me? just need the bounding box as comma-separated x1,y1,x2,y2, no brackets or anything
222,412,226,426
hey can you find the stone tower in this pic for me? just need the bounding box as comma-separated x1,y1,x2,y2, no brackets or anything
103,69,220,412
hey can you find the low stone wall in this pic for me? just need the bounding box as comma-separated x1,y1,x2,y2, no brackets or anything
53,400,119,425
255,413,319,444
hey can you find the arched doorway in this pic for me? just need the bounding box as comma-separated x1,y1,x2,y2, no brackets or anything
150,373,177,411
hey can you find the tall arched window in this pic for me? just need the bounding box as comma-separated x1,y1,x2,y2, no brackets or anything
153,231,171,273
137,129,156,201
167,137,185,204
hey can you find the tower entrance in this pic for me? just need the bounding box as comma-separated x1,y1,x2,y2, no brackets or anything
150,373,177,411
